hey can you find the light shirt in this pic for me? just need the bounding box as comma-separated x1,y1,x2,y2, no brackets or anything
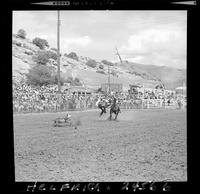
96,99,101,106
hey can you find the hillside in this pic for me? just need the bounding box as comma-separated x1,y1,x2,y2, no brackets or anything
12,35,186,90
119,62,186,89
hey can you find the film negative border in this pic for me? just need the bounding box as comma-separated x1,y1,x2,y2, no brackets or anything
30,0,115,6
30,0,198,6
171,1,197,5
14,181,190,192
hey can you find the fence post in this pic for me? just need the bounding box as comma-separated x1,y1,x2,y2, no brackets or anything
163,99,165,109
160,99,162,108
147,99,150,109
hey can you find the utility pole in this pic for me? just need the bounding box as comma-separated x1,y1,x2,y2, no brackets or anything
108,62,110,95
57,10,61,93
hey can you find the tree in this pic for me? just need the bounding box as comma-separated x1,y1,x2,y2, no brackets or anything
66,52,79,61
33,51,50,65
17,29,27,39
26,65,55,86
32,37,49,49
46,50,58,61
86,59,97,68
32,50,58,65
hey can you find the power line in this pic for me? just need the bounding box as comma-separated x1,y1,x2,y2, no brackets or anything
108,60,111,95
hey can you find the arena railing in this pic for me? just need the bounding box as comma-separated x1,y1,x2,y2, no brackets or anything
13,98,184,113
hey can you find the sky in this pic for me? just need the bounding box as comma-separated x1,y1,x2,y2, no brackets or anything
13,11,187,69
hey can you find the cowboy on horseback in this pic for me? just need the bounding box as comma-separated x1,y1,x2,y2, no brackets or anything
109,96,121,120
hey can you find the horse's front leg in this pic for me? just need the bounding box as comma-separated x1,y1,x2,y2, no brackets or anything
100,109,104,117
114,112,118,120
109,111,112,120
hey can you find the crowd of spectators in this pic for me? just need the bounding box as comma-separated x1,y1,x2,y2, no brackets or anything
13,77,186,113
13,77,99,113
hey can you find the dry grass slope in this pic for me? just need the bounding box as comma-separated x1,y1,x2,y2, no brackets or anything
12,34,186,90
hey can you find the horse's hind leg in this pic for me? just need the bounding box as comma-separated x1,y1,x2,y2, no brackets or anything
100,109,103,117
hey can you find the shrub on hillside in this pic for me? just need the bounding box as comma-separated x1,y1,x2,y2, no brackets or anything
74,77,81,85
96,70,105,74
111,70,117,76
22,43,36,51
50,48,62,57
99,64,104,69
32,37,49,49
15,42,22,47
51,48,58,52
33,51,50,65
53,74,65,86
101,59,114,66
66,76,73,83
66,77,82,86
32,50,58,65
66,52,79,61
12,40,18,45
17,29,27,39
46,50,58,61
97,88,102,92
86,59,97,68
24,50,33,55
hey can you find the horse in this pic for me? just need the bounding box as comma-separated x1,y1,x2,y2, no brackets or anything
109,97,121,120
97,98,111,117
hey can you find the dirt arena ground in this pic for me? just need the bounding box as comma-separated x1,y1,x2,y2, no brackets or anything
14,109,187,182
